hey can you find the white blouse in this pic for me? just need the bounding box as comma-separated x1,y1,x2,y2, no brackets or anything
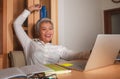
13,9,88,65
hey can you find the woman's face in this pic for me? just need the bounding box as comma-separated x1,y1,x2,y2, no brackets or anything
39,22,54,43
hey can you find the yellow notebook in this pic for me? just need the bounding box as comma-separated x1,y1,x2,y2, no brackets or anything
45,64,71,74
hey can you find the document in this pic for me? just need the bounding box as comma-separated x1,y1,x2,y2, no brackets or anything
45,64,71,74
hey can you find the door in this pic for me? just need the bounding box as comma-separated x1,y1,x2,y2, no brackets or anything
104,8,120,34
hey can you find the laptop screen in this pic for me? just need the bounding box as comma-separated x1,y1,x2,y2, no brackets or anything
85,34,120,71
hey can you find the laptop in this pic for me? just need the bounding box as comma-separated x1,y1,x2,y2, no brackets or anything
58,34,120,71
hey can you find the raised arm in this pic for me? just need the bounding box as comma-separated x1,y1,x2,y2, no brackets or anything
13,4,41,48
13,9,31,48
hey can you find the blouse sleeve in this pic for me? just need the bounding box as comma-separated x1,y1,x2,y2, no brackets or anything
13,9,31,48
58,46,90,60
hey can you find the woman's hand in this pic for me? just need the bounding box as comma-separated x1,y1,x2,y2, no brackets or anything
28,4,42,12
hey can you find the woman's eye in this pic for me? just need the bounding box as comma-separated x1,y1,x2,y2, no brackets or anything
42,28,46,30
49,28,53,30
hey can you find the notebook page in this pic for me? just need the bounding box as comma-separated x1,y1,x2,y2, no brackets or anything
20,64,53,75
0,67,26,79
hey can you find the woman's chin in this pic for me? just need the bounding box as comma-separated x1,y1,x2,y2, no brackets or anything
44,39,52,43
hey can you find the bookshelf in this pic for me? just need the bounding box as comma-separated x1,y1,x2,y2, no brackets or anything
0,0,3,55
0,0,3,69
0,0,58,68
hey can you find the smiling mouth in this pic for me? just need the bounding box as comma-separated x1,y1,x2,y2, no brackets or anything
45,34,52,38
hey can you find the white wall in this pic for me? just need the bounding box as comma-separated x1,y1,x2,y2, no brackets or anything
102,0,120,10
58,0,103,52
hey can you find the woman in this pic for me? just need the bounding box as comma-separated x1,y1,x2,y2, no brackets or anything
14,5,90,65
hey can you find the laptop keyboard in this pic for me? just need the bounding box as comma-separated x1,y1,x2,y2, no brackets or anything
71,61,87,70
77,63,86,69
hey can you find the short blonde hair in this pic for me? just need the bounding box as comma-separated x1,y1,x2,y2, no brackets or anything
35,18,53,37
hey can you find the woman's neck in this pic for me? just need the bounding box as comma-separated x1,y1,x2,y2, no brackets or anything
39,38,50,44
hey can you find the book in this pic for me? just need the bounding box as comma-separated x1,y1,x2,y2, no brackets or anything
0,67,27,79
0,64,53,79
45,64,71,74
40,5,47,19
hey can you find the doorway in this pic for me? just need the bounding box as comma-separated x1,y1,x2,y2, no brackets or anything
104,8,120,34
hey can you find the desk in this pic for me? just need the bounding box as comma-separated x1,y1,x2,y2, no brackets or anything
58,63,120,79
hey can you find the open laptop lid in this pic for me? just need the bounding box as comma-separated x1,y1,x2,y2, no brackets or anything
85,34,120,71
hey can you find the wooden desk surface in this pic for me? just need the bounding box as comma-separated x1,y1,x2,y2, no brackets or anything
57,63,120,79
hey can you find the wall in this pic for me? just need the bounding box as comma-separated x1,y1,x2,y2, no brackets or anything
58,0,103,52
102,0,120,10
